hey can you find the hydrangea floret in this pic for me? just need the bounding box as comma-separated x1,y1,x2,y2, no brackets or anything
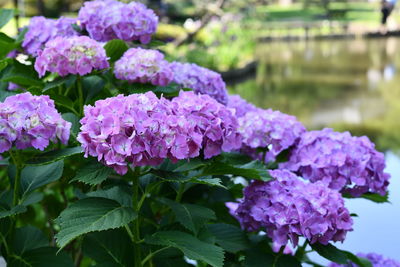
114,48,173,86
34,36,109,77
78,0,158,44
170,62,228,104
171,91,242,159
281,128,390,197
329,253,400,267
228,169,353,247
22,16,78,56
238,109,306,162
227,94,257,118
0,92,71,152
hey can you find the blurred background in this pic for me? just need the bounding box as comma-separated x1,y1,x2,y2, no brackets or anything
1,0,399,263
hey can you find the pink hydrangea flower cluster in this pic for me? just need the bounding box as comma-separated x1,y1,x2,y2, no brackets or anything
171,91,242,159
228,169,353,247
34,36,109,77
78,0,158,44
114,48,173,86
329,253,400,267
170,62,228,105
22,16,78,56
0,93,71,152
238,109,306,163
281,128,390,197
227,95,257,118
77,91,241,174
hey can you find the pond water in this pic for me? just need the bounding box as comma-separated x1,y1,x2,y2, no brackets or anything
229,38,400,262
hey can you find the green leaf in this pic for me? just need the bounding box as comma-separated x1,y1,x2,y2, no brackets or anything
311,243,348,264
173,158,206,172
343,252,373,267
190,177,225,188
82,75,105,103
21,192,44,206
87,186,131,207
12,226,48,255
0,9,14,29
146,231,224,267
1,61,42,87
8,247,74,267
82,229,134,267
26,147,83,165
244,249,274,267
343,192,389,203
71,161,113,185
62,113,80,137
0,205,27,219
104,39,128,62
275,255,302,267
150,169,190,182
55,197,137,249
20,161,64,196
0,40,16,59
42,76,76,92
201,160,272,181
161,198,216,234
207,223,249,253
361,192,389,203
51,95,75,110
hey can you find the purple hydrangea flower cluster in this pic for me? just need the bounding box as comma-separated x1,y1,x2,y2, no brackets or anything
34,36,109,77
238,109,306,162
227,95,257,118
329,253,400,267
170,62,228,105
77,91,241,174
171,91,242,159
114,48,173,86
228,169,353,247
0,93,71,152
78,0,158,44
22,16,78,56
281,128,390,197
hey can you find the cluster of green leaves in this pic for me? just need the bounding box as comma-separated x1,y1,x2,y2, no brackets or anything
0,9,385,267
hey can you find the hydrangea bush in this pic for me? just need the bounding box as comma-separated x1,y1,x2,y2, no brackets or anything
0,1,394,267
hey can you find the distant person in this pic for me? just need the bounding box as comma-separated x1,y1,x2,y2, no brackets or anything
381,0,397,33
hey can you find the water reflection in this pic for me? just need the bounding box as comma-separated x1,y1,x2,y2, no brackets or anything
229,37,400,153
229,37,400,261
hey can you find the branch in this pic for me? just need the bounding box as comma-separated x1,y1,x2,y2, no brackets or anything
173,0,227,47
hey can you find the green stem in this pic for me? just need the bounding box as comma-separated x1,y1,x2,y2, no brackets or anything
141,246,171,266
77,76,84,116
10,150,22,206
272,246,285,267
131,167,142,267
175,183,185,203
295,240,308,260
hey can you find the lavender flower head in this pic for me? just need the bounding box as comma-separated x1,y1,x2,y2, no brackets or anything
171,91,242,159
34,36,109,77
170,62,228,105
281,128,390,197
78,0,158,44
22,16,78,56
238,109,305,163
227,95,257,118
0,93,71,152
228,169,353,247
114,48,173,86
329,253,400,267
77,92,215,175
